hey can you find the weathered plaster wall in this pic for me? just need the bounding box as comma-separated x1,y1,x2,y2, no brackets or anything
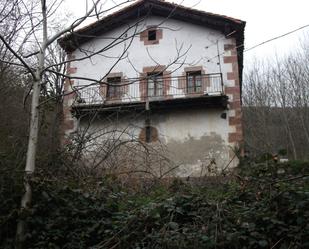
78,107,233,177
151,108,232,176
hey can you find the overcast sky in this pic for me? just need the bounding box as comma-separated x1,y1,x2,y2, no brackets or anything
64,0,309,65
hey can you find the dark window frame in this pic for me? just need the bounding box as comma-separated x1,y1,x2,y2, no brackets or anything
186,71,202,93
147,72,164,97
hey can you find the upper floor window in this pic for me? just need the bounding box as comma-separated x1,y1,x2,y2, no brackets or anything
186,71,202,93
140,27,163,45
107,76,121,99
148,29,157,41
147,73,163,97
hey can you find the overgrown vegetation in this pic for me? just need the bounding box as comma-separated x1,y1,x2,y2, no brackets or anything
1,2,309,247
1,157,308,248
243,38,309,160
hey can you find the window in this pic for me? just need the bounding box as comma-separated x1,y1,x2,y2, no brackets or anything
140,27,162,45
186,71,202,93
139,125,158,143
148,30,157,41
147,73,163,97
107,77,121,99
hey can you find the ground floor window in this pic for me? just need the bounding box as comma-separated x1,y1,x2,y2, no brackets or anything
139,125,158,143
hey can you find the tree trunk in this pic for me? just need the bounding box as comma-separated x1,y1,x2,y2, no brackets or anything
15,1,47,247
15,76,42,249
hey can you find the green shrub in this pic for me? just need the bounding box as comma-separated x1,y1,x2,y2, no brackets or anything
1,159,309,248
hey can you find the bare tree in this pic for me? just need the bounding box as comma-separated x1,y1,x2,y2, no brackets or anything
243,36,309,159
0,0,141,246
0,0,194,245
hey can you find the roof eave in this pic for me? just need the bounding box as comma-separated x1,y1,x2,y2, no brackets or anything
58,0,245,52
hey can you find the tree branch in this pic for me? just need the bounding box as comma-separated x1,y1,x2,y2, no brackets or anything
0,34,36,78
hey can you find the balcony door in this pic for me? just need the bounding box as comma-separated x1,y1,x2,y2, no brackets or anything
186,71,202,93
107,76,121,100
147,72,163,97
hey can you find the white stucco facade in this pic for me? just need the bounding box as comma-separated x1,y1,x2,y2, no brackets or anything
62,11,244,177
71,16,232,80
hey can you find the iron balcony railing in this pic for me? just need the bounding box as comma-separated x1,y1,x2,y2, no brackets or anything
74,73,224,106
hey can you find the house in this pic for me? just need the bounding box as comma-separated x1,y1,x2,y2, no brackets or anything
58,0,246,177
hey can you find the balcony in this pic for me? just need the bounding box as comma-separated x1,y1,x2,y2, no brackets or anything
72,73,227,113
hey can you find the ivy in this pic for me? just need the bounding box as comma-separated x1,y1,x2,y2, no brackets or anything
1,160,309,248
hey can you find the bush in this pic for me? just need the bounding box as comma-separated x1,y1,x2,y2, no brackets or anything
1,159,309,248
